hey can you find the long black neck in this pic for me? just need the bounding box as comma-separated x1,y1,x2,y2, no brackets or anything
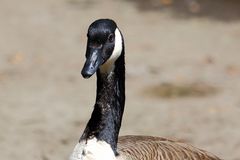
80,48,125,155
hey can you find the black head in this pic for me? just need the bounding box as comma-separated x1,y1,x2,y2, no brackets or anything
81,19,123,78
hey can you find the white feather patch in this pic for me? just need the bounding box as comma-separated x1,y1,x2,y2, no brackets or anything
100,28,123,74
69,138,119,160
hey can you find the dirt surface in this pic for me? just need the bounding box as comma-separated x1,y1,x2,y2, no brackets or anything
0,0,240,159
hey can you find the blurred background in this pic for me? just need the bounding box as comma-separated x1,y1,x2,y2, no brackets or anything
0,0,240,159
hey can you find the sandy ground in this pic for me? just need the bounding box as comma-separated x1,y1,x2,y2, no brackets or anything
0,0,240,159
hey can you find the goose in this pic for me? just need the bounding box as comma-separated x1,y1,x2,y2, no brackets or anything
69,19,221,160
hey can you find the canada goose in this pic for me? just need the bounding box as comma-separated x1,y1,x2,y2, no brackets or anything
70,19,221,160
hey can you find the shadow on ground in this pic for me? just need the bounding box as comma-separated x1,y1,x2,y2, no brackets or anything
143,82,219,99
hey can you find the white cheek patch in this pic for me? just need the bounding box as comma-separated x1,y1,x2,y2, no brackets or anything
100,28,123,74
69,138,117,160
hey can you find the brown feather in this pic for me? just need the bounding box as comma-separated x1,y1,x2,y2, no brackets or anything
117,135,222,160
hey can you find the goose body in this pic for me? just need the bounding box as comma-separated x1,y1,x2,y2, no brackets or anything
70,19,221,160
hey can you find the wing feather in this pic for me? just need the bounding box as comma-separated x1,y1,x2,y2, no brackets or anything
117,135,222,160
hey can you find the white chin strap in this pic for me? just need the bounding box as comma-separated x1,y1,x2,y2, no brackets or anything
100,28,122,74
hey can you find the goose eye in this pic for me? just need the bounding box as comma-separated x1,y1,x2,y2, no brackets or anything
108,34,114,42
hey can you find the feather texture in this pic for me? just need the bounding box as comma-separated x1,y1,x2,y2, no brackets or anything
117,136,221,160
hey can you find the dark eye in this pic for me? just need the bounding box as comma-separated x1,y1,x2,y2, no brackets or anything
108,34,114,42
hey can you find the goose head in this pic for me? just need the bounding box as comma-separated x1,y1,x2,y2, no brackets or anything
81,19,123,78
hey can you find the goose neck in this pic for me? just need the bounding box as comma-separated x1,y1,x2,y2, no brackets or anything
81,55,125,155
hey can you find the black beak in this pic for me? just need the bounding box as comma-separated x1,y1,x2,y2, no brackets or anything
81,48,103,78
